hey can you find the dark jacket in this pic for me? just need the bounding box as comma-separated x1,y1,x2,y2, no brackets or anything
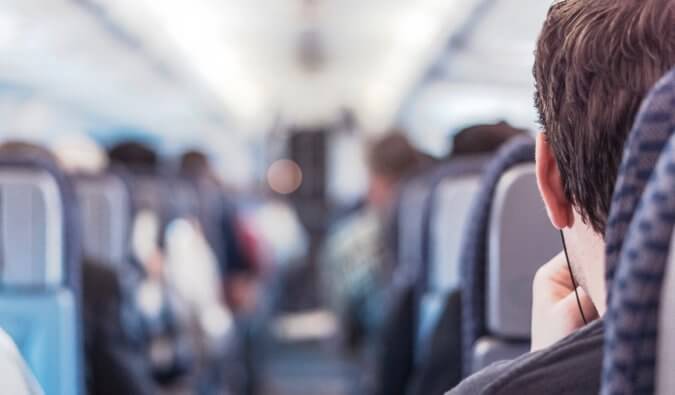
82,261,157,395
446,320,604,395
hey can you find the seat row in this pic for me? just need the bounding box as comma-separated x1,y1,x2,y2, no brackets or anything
0,147,242,395
376,134,559,395
376,68,675,395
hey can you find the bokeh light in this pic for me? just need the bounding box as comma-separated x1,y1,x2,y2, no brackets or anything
267,159,303,194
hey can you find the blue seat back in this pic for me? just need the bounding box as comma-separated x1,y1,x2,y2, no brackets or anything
602,68,675,395
657,236,675,395
0,157,82,395
604,137,675,394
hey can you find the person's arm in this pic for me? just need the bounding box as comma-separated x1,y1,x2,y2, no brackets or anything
530,252,598,351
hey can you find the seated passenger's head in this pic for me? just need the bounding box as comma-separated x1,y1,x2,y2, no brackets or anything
534,0,675,305
108,141,159,173
366,132,423,211
180,150,211,178
450,121,527,158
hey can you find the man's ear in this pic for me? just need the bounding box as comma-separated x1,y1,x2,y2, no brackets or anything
535,132,573,230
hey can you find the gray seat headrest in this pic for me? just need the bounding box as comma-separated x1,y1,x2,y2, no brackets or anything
397,179,435,279
0,169,64,287
486,163,559,339
430,176,481,292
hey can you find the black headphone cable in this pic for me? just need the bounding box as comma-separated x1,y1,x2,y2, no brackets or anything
560,230,589,325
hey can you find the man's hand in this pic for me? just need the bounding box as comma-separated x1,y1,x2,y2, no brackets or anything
531,252,598,352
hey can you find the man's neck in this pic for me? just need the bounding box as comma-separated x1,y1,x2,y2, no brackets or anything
565,216,607,316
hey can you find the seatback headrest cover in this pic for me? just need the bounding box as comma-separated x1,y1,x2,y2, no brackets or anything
0,169,64,287
486,164,559,338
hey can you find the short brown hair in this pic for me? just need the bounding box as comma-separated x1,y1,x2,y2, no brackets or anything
367,132,424,182
180,150,210,176
534,0,675,235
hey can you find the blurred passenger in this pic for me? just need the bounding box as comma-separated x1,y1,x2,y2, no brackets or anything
180,150,266,395
372,122,527,395
365,133,427,216
108,141,160,173
321,132,424,350
108,141,197,387
448,1,675,394
180,150,260,315
108,141,166,279
0,139,157,395
450,121,527,157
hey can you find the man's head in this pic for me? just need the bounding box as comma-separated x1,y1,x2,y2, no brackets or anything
108,141,159,173
533,0,675,310
535,0,675,236
180,150,211,177
366,132,423,210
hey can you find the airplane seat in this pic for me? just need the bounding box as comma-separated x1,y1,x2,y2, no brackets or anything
124,172,197,383
658,238,675,395
72,170,151,349
415,157,487,357
471,163,559,372
0,154,83,395
73,172,132,267
458,137,558,376
384,165,435,276
395,175,437,283
600,68,675,395
602,139,675,394
403,157,486,395
374,166,450,395
375,158,485,395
